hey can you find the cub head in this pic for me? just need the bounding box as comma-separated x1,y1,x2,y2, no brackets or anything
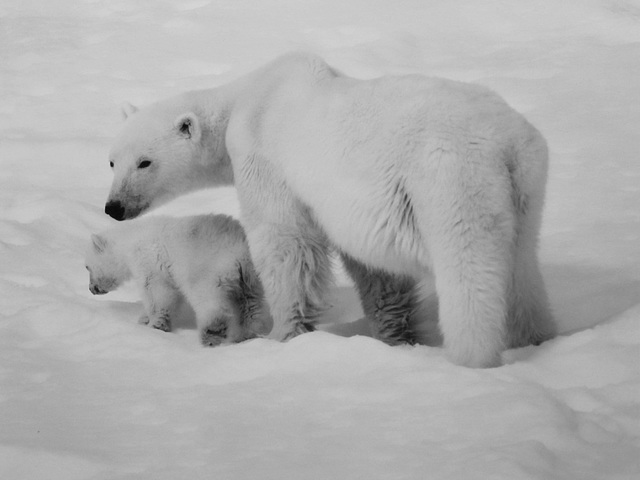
105,98,231,221
85,233,129,295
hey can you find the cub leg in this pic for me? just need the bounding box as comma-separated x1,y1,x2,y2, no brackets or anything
138,276,179,332
340,252,418,345
184,282,243,347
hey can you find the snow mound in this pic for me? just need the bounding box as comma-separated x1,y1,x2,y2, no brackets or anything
1,0,639,478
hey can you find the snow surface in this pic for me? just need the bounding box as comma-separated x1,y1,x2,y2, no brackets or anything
1,0,639,478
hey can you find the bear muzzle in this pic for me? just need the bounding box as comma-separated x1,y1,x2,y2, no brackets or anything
105,200,126,221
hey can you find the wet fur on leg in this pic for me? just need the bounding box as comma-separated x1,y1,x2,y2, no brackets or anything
219,261,273,339
341,253,419,346
249,223,333,340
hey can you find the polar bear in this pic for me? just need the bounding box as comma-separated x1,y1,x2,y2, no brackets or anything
85,214,270,345
104,52,555,367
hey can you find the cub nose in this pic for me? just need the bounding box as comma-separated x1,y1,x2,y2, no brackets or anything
105,200,125,220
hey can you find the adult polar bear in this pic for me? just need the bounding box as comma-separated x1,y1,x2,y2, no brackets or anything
105,52,555,367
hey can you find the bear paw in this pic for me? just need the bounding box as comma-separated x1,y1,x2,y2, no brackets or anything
269,319,315,342
508,327,556,349
150,317,172,332
200,322,228,347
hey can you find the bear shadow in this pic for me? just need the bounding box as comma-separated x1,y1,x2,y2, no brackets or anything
320,263,640,344
541,263,640,334
95,263,640,349
318,283,441,344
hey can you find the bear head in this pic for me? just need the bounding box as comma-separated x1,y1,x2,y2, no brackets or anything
105,98,231,220
85,233,130,295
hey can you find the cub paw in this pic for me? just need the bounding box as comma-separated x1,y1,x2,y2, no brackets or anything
150,316,172,332
200,321,228,347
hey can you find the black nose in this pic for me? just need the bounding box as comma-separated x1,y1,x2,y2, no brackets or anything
105,201,125,220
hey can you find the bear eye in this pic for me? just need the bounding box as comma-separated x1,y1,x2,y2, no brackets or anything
138,158,152,169
109,161,114,168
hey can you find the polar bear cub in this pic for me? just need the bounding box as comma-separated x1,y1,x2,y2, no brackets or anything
85,214,270,345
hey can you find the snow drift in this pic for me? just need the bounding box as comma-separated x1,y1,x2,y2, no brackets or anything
0,1,639,479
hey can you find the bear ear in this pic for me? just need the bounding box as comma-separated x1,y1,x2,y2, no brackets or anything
91,234,108,254
174,112,201,142
121,102,138,120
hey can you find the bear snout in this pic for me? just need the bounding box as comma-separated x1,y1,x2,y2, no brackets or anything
105,200,125,221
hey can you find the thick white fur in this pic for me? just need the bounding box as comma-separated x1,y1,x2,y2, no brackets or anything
85,214,270,345
106,52,555,367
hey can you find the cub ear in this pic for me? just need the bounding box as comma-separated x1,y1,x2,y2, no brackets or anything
91,234,108,254
174,112,201,143
121,102,138,120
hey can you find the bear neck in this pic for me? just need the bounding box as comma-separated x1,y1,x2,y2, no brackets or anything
181,88,236,188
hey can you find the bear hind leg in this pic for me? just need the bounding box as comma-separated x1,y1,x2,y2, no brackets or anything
507,260,556,349
431,239,511,368
186,284,243,347
340,252,419,346
223,260,272,340
427,169,516,367
197,302,242,347
507,207,556,348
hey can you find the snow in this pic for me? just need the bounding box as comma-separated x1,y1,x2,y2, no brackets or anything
1,0,639,478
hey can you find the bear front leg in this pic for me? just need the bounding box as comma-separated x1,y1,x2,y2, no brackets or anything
139,276,179,332
247,223,333,341
506,193,556,348
340,252,419,346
